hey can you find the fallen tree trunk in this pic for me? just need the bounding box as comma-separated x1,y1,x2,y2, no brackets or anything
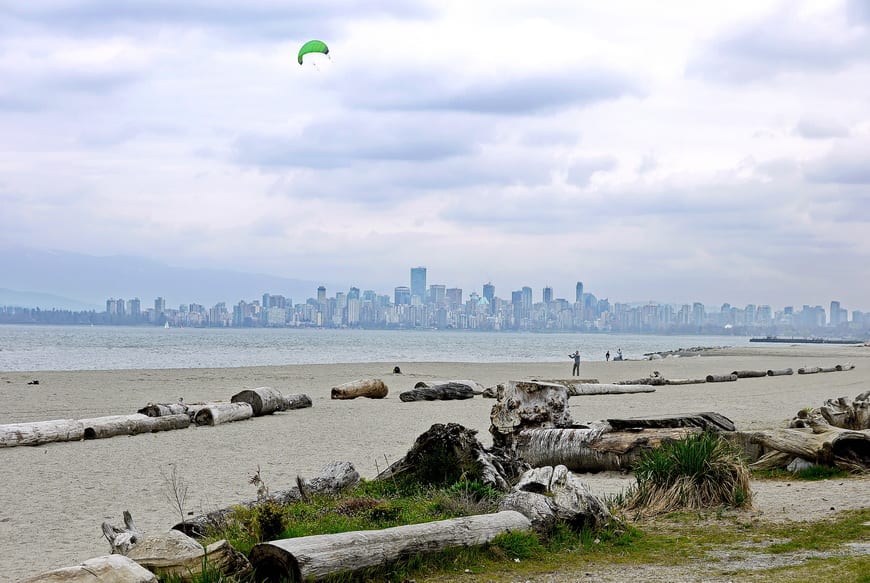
19,555,157,583
331,379,388,400
249,511,532,583
561,383,655,396
126,530,251,582
614,376,666,386
515,426,702,472
82,414,190,439
767,368,793,376
790,391,870,430
231,387,285,416
606,412,736,431
836,363,855,371
798,366,820,374
414,379,485,393
706,374,738,383
193,402,253,426
747,425,870,472
664,378,707,385
0,419,85,447
281,393,312,410
400,383,475,401
137,402,187,417
731,370,767,378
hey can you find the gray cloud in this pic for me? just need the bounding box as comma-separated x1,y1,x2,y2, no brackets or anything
687,7,870,82
804,140,870,184
345,67,644,114
566,155,618,186
794,117,850,139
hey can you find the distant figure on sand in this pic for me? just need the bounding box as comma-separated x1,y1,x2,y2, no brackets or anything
605,350,610,362
614,348,623,361
569,351,581,376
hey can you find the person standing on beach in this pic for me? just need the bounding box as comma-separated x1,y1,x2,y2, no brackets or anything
605,350,610,362
570,350,581,376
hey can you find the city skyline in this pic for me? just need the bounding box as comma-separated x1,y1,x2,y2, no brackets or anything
1,2,869,311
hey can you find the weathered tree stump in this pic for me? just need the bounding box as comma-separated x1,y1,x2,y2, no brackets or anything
249,511,532,583
499,465,611,533
0,419,85,447
82,414,190,439
19,555,157,583
193,402,253,426
375,423,515,491
731,370,767,378
231,387,285,416
706,373,738,382
330,379,388,400
490,380,574,449
399,382,475,401
767,368,793,376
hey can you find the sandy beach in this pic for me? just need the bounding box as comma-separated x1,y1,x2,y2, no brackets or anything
1,344,868,582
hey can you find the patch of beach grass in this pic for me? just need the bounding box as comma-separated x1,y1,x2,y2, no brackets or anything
753,466,851,481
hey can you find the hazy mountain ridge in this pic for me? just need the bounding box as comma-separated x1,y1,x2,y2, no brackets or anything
0,248,327,309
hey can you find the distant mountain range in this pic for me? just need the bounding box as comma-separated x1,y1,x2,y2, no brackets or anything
0,247,328,310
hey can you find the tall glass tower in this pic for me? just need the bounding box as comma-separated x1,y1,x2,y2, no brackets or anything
410,266,427,302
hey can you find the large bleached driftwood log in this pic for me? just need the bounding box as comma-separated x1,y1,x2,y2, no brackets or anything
490,380,574,449
126,530,251,582
515,426,703,472
281,393,312,410
249,511,532,583
790,390,870,430
330,379,388,399
664,378,707,385
706,373,738,383
19,555,157,583
414,379,485,393
607,412,736,431
82,414,190,439
0,419,85,447
193,402,253,426
567,383,655,396
767,368,793,376
231,387,285,416
137,402,187,417
798,366,820,375
399,382,475,401
748,425,870,472
614,375,666,386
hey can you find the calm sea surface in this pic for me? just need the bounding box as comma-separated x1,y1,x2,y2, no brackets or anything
0,325,755,372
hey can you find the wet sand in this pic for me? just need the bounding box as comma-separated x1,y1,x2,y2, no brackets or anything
1,344,868,581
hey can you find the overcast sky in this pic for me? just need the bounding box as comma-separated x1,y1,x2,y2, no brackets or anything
2,0,869,310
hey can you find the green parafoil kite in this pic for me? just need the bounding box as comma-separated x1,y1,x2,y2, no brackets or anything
298,40,329,65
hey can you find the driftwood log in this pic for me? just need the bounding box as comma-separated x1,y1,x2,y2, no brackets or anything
515,426,703,472
399,382,475,401
0,419,85,447
790,390,870,430
102,511,143,554
606,412,736,431
706,373,738,383
767,368,793,376
664,378,707,385
249,511,532,583
490,380,574,449
175,462,361,537
193,402,253,426
126,530,251,582
231,387,284,415
566,383,654,396
281,393,312,410
413,379,485,393
137,402,187,417
19,555,158,583
82,414,190,439
731,370,767,378
330,379,388,400
614,376,666,386
748,425,870,472
798,366,820,375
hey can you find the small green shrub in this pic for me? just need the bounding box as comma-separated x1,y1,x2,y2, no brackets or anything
488,530,545,560
795,465,849,480
252,500,285,542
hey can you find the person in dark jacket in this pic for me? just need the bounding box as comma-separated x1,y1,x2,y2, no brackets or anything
570,351,581,376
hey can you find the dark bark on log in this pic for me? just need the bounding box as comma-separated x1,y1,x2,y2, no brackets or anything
231,387,284,416
82,414,190,439
731,370,767,378
399,383,475,401
281,393,312,410
137,402,187,417
490,381,574,449
125,530,252,582
516,426,702,472
249,511,532,583
413,379,485,393
330,379,388,399
0,419,85,447
193,402,253,426
19,555,158,583
375,423,515,491
767,368,793,376
175,462,360,537
706,374,738,382
606,412,735,432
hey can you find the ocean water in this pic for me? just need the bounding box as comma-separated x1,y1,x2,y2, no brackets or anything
0,325,752,372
